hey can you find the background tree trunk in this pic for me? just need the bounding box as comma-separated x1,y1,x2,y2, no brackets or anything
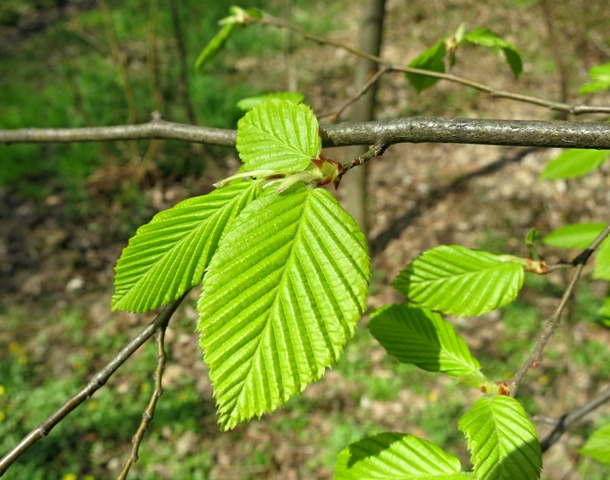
342,0,387,239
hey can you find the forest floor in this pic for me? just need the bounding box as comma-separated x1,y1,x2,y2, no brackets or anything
1,1,610,479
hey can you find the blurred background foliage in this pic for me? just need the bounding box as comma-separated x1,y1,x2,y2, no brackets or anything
1,0,610,479
0,0,334,202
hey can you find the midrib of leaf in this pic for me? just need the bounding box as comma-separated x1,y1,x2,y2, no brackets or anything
221,190,341,404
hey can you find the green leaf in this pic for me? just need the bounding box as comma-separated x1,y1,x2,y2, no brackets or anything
543,223,607,249
194,23,235,74
335,432,470,479
393,246,524,317
237,99,321,171
369,304,483,378
540,149,610,180
459,396,542,480
112,181,260,312
198,184,369,430
580,423,610,464
237,92,305,111
593,238,610,280
462,28,522,78
579,63,610,94
406,41,446,93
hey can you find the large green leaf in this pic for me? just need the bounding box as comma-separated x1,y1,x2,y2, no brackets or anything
580,423,610,464
369,304,483,379
462,28,522,78
393,246,524,317
406,41,446,93
335,432,471,479
543,223,607,249
112,181,260,312
540,149,609,180
459,396,542,480
198,184,369,430
236,99,321,172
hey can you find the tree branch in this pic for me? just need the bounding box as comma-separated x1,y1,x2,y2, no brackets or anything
118,324,168,479
509,226,610,397
3,115,610,150
540,384,610,452
0,295,186,477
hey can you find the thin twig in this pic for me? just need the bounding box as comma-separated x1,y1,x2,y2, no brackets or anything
147,0,162,113
4,115,610,150
256,16,610,116
541,384,610,452
0,296,186,477
117,325,168,479
169,0,198,126
341,142,388,175
97,0,138,124
510,226,610,397
322,66,391,121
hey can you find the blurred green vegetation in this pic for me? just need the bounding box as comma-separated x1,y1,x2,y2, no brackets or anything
0,0,331,202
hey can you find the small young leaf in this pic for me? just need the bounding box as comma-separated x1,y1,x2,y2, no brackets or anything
540,149,610,180
579,63,610,95
194,23,235,74
543,223,607,249
227,6,262,22
112,181,260,312
335,432,470,479
462,28,522,78
237,92,305,111
459,396,542,480
237,99,321,171
198,184,369,430
406,41,446,93
369,304,484,379
393,246,524,317
593,239,610,280
580,423,610,464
